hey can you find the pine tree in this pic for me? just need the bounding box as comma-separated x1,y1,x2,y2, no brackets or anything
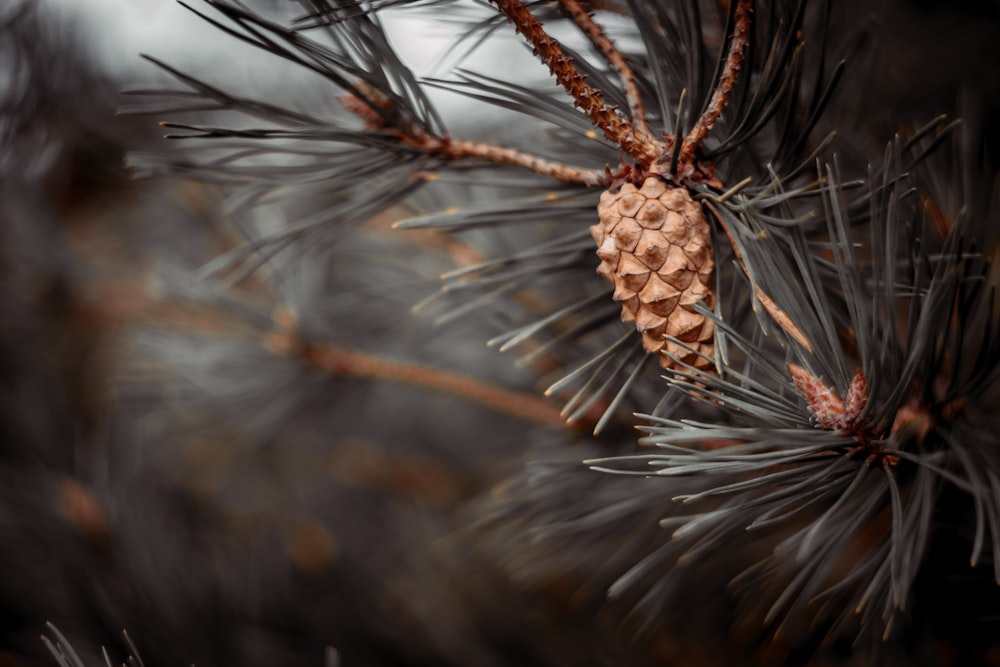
3,0,1000,665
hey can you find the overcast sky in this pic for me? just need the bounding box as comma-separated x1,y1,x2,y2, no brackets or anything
37,0,571,129
44,0,440,77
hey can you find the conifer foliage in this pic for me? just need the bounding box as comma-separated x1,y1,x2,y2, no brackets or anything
133,0,848,430
4,0,1000,665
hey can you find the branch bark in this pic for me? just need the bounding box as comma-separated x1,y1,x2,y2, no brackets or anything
490,0,662,165
341,88,608,186
704,201,813,353
678,0,753,173
557,0,657,146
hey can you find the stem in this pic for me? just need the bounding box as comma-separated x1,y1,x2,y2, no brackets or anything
271,309,566,427
490,0,661,165
301,342,569,428
341,88,607,186
678,0,753,172
557,0,657,145
425,137,608,186
704,201,813,352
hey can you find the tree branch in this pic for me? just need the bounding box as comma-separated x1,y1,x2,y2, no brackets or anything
266,311,568,428
704,201,813,353
490,0,661,165
678,0,753,173
340,88,608,186
556,0,657,146
304,343,569,428
422,137,608,186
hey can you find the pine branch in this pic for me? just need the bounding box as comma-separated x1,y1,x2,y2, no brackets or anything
678,0,753,174
489,0,662,165
339,87,607,185
265,312,568,428
704,200,813,352
421,137,609,186
556,0,655,144
303,344,568,428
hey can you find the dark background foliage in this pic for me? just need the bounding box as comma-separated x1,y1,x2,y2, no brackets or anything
2,1,1000,666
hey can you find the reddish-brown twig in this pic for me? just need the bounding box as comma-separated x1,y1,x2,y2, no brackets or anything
490,0,662,165
704,201,813,352
422,136,608,186
303,343,569,428
266,310,568,428
556,0,657,146
677,0,753,174
341,91,607,186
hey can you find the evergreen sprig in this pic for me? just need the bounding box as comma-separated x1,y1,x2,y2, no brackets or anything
109,0,998,658
126,0,859,433
588,125,1000,642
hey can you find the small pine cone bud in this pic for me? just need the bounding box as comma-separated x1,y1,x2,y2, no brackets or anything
590,177,715,370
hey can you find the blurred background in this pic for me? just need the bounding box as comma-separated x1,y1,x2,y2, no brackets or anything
2,1,999,665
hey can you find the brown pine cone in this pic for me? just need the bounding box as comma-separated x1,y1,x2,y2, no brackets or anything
590,176,715,370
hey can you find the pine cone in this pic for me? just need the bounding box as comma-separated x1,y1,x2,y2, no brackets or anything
590,177,715,370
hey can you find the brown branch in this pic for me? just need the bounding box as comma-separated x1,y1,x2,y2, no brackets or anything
267,313,567,428
340,90,607,186
678,0,753,172
704,201,813,353
425,137,608,186
302,343,569,428
556,0,657,145
490,0,661,165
